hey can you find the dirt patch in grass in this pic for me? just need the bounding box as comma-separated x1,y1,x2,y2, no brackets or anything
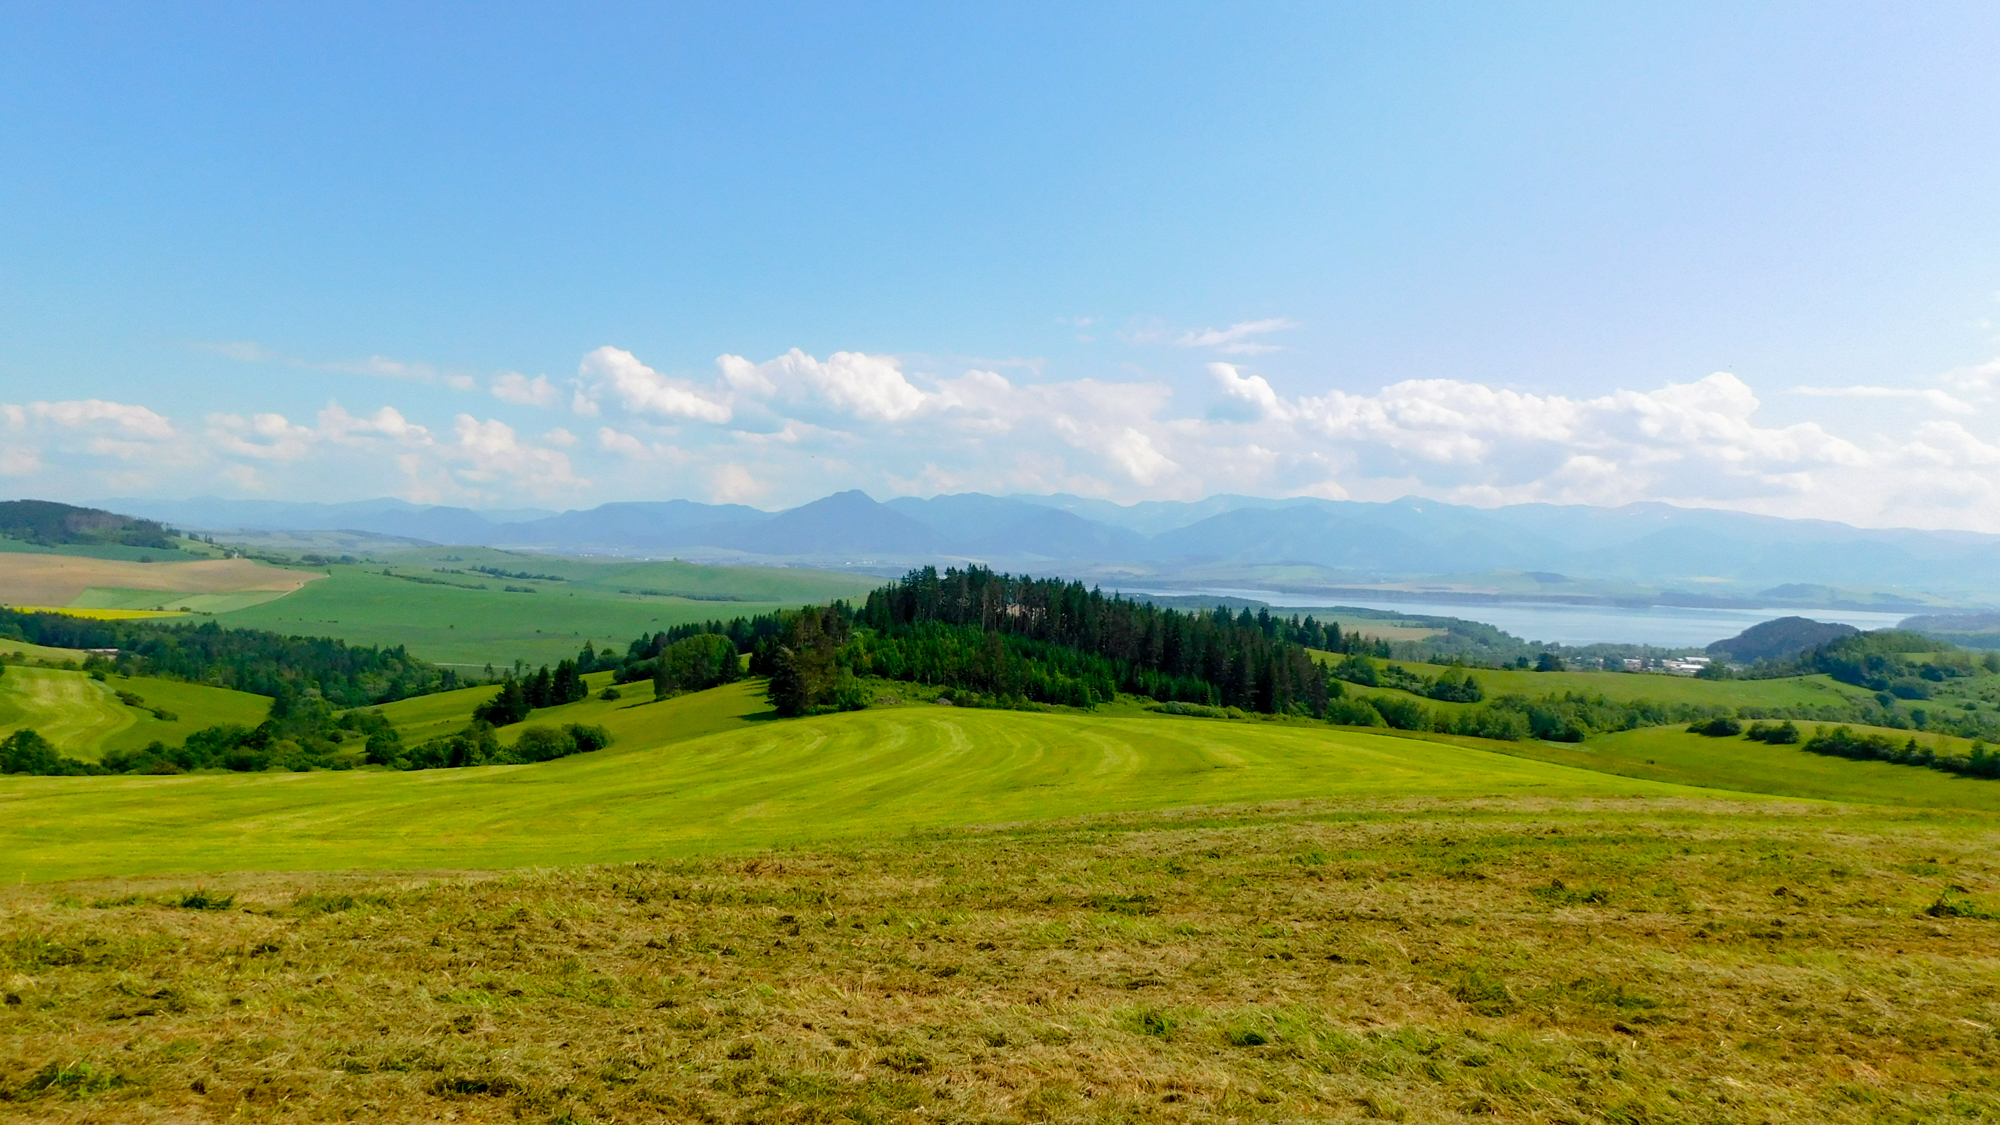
1,798,1997,1122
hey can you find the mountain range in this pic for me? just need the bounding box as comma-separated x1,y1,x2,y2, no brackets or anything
104,491,2000,608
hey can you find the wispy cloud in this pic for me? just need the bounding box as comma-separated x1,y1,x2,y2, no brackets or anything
1792,384,1975,414
1173,317,1299,355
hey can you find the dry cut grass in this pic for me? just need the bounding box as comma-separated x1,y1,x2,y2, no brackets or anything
2,797,1998,1123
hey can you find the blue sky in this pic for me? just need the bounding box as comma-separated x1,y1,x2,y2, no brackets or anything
4,3,2000,527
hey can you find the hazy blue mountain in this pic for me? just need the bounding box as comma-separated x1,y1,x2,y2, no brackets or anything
704,490,940,556
102,496,551,545
83,488,2000,605
1011,493,1339,536
963,507,1151,560
1148,499,1554,572
1899,612,2000,649
885,494,1060,543
489,500,765,549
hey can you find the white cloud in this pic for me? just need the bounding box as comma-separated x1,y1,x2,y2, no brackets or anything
597,426,652,459
492,372,560,407
450,415,586,493
13,339,2000,532
1793,384,1975,414
29,399,176,439
0,445,40,475
717,348,930,422
580,346,733,424
710,463,767,503
206,412,317,460
201,341,481,391
1174,317,1298,355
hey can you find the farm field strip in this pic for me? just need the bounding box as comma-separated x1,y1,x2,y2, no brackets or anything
213,560,880,667
0,553,318,608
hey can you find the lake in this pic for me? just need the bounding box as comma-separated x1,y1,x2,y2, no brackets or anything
1116,586,1914,648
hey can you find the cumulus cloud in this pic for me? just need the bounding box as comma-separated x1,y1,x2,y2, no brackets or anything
717,348,930,422
29,399,176,439
491,372,560,407
579,346,733,423
207,412,318,460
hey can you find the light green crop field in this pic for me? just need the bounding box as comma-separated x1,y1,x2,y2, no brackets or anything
0,667,271,761
375,545,884,603
1369,657,1879,709
215,558,879,668
68,585,297,613
0,682,1726,882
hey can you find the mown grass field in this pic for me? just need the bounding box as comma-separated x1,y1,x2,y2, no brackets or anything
1363,657,1880,710
5,605,187,620
0,682,1729,882
0,667,133,753
215,559,880,668
3,799,1996,1123
0,667,270,761
1492,721,2000,812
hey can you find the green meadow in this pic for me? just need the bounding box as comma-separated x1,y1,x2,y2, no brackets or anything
214,555,880,667
0,666,270,761
1364,656,1880,710
1495,720,2000,811
0,681,1727,882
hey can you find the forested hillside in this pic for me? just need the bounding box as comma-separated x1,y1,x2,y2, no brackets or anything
0,607,456,705
0,499,178,549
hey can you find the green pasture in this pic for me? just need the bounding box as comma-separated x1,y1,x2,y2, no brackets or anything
0,667,132,754
0,666,270,761
375,545,882,603
0,682,1725,881
1370,657,1880,709
0,637,88,662
94,674,270,758
1476,721,2000,811
215,559,878,668
370,671,645,747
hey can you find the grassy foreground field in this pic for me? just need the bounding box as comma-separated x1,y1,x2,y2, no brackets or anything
3,799,1996,1122
0,683,1727,882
